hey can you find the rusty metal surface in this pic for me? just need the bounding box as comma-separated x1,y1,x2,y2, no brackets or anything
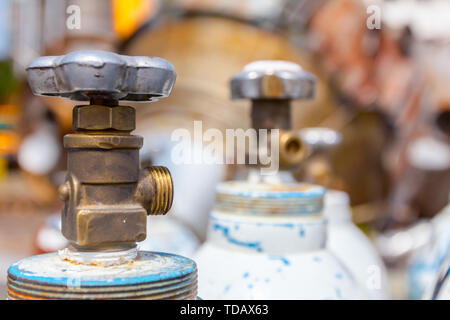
214,181,325,215
73,105,136,131
7,251,198,300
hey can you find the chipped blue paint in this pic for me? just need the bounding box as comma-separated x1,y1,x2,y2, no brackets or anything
224,285,231,293
313,256,322,263
265,278,270,283
248,284,254,289
269,256,291,266
212,223,263,252
243,272,249,278
299,226,305,237
335,273,343,279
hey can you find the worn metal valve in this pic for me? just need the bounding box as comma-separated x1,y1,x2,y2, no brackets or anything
27,50,176,251
230,60,315,168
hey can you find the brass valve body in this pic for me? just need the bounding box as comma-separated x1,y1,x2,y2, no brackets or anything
25,50,177,252
58,104,173,251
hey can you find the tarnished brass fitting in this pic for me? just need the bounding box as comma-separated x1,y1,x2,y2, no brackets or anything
73,105,135,131
279,130,306,167
136,166,174,215
27,50,177,251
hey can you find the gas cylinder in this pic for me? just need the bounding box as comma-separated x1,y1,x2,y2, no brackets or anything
407,194,450,299
195,181,366,299
324,190,390,299
432,253,450,300
299,127,390,299
7,50,199,300
194,60,366,299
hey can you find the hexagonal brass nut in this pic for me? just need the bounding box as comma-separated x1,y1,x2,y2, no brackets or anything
73,105,135,131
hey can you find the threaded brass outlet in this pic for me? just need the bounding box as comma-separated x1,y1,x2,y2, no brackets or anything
148,166,174,215
279,131,307,167
135,166,174,216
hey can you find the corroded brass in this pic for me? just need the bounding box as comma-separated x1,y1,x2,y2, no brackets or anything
61,104,173,250
73,105,135,131
279,130,306,167
136,166,174,215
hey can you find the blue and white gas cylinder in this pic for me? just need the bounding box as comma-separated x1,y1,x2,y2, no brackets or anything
407,194,450,299
194,181,367,299
324,190,390,299
8,250,198,299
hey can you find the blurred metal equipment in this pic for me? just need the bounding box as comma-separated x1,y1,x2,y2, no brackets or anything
300,127,342,150
194,60,366,299
297,127,343,188
7,50,198,300
122,13,322,241
231,60,312,169
301,0,450,229
406,193,450,299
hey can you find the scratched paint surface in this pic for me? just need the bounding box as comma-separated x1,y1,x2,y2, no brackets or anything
208,212,326,255
8,251,196,287
195,180,367,299
216,181,325,198
214,181,325,215
195,242,366,299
